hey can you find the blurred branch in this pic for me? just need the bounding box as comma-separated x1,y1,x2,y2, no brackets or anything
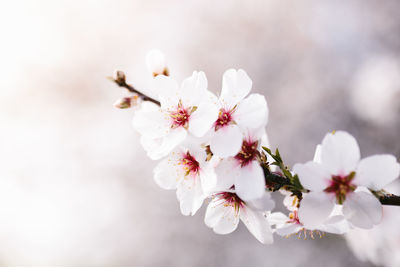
109,71,161,106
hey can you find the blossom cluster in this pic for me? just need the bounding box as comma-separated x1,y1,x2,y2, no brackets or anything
113,50,400,244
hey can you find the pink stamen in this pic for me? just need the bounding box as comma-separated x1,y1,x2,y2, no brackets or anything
324,172,356,204
234,139,259,167
214,108,234,130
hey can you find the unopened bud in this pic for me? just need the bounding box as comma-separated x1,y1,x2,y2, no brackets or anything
114,96,135,109
114,70,126,85
146,50,168,77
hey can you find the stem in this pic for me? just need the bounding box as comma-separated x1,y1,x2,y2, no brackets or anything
109,71,161,106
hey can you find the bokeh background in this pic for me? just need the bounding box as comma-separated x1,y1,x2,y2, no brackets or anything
1,0,400,266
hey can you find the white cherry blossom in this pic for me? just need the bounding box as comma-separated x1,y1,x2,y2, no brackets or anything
153,142,217,216
293,131,400,229
214,129,268,201
204,190,274,244
269,193,349,238
209,69,269,158
132,71,219,160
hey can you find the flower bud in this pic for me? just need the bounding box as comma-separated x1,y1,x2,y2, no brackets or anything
146,50,168,77
114,70,126,85
114,96,137,109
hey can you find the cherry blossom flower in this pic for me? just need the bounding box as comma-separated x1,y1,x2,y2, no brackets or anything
204,189,274,244
153,142,217,216
132,71,219,160
293,131,400,229
214,129,269,201
269,193,349,238
209,69,269,158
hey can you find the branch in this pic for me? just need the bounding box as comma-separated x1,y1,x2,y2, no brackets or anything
109,71,161,106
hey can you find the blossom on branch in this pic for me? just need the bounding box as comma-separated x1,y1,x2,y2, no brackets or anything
204,189,274,244
293,131,400,229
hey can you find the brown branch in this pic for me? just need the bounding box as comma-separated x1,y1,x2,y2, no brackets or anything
109,70,161,106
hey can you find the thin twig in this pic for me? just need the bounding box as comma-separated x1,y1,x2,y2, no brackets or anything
109,71,161,106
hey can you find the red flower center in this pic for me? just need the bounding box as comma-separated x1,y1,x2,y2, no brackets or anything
170,100,194,129
214,108,234,130
180,152,200,176
324,172,356,204
234,140,259,167
215,191,245,214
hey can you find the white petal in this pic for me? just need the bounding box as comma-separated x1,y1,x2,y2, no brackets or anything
293,161,331,191
235,162,266,201
355,154,400,190
276,224,303,237
199,164,218,193
204,198,239,234
220,69,252,108
141,128,187,160
153,75,179,109
313,144,322,164
210,124,243,158
240,206,273,244
246,192,275,211
153,152,183,189
298,192,335,229
176,176,205,216
180,71,208,107
132,107,169,139
320,131,361,175
214,158,240,190
342,191,382,229
188,97,219,137
234,94,268,129
319,215,350,234
267,212,289,225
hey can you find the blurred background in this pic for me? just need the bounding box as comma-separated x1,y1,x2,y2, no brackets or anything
1,0,400,266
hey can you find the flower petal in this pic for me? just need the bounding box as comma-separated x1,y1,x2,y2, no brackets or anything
298,192,335,229
246,192,275,212
342,191,382,229
276,224,303,237
234,93,268,129
140,128,187,160
180,71,208,107
235,162,266,201
355,154,400,190
240,207,273,244
153,152,183,189
204,198,239,234
188,96,219,137
214,158,240,190
210,124,243,158
267,212,289,225
153,75,179,109
320,131,361,175
318,215,350,234
220,69,252,108
313,144,322,164
200,164,218,193
132,103,169,139
176,175,205,216
293,161,331,191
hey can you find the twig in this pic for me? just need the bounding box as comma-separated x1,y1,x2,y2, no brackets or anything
109,70,161,106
